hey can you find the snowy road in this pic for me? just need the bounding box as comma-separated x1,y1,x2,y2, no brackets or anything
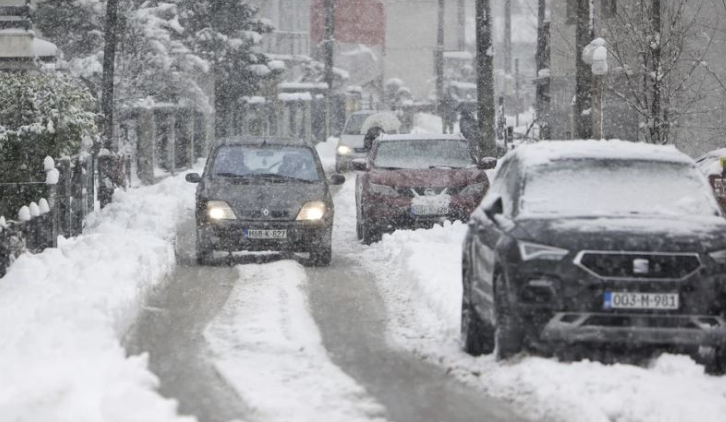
125,180,527,422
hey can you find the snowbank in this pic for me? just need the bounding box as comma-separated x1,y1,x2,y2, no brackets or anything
0,174,196,422
204,261,385,422
356,208,726,422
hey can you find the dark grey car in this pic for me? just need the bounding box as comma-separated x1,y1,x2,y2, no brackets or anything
186,137,345,266
461,141,726,372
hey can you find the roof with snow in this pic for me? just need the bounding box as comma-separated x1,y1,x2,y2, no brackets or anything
514,140,695,167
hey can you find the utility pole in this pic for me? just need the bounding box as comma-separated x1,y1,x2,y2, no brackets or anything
99,0,120,208
574,0,594,139
436,0,445,127
650,0,662,143
476,0,496,157
535,0,551,139
324,0,335,139
457,0,466,51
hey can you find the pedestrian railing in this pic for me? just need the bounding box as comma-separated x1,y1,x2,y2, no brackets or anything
0,155,95,278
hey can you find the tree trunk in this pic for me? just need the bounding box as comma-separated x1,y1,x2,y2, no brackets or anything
574,0,593,139
650,0,663,143
504,0,512,75
476,0,496,157
324,0,335,139
457,0,466,51
436,0,445,123
535,0,551,139
99,0,120,208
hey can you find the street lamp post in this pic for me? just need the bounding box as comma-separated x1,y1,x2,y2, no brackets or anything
583,38,608,140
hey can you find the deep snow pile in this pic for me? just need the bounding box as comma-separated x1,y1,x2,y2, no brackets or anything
350,191,726,422
204,261,386,422
0,173,196,422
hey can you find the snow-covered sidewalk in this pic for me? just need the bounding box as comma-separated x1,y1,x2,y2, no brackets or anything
204,261,386,422
355,207,726,422
0,173,197,422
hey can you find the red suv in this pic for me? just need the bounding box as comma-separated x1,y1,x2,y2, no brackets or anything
354,134,495,243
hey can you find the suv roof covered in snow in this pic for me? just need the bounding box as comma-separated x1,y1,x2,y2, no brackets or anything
512,140,694,167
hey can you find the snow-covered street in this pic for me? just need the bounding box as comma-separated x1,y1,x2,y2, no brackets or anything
3,139,726,422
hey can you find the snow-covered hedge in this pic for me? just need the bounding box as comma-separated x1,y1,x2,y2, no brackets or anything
0,72,97,215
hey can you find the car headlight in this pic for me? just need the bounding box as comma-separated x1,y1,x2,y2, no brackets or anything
337,145,353,155
709,249,726,264
459,182,487,197
297,201,327,221
207,200,236,220
369,183,399,196
518,241,569,261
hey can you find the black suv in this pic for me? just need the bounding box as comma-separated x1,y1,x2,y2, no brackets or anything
186,137,345,266
461,141,726,371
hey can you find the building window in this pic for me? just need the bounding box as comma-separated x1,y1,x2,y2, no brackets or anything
602,0,617,18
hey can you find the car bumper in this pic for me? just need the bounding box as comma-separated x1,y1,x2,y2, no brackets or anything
540,312,726,347
364,196,480,229
199,219,331,252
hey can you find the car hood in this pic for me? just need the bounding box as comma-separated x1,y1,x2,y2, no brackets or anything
369,167,486,188
340,134,365,148
203,180,327,220
514,215,726,253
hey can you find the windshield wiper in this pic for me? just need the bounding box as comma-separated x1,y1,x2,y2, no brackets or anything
215,172,252,179
252,173,317,184
377,166,402,170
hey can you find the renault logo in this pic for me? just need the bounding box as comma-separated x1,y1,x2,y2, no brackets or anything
262,208,270,217
633,258,650,275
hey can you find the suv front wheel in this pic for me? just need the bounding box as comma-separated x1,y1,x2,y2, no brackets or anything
461,254,495,355
494,273,525,360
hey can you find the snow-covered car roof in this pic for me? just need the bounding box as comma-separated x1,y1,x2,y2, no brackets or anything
378,133,466,142
513,140,694,168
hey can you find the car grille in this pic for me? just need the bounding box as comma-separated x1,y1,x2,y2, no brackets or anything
353,147,368,153
575,251,702,280
395,187,457,198
237,209,292,220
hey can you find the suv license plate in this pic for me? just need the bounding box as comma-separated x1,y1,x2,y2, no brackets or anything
244,229,287,239
411,204,449,216
604,292,679,310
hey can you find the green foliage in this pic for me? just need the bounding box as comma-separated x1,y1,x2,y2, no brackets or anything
0,72,97,216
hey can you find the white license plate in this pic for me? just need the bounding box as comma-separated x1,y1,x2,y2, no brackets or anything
411,204,449,216
604,292,679,310
244,229,287,239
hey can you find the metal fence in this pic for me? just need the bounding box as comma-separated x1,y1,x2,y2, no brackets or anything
0,155,95,277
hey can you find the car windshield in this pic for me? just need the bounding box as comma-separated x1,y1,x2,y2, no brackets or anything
373,139,474,169
212,145,321,182
521,159,720,217
343,113,372,135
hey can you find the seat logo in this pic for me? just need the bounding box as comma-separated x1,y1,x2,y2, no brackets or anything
262,208,270,217
633,258,650,275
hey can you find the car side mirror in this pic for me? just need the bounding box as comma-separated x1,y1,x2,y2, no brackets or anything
185,172,202,183
352,158,369,172
328,174,346,185
482,196,504,220
477,157,498,170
